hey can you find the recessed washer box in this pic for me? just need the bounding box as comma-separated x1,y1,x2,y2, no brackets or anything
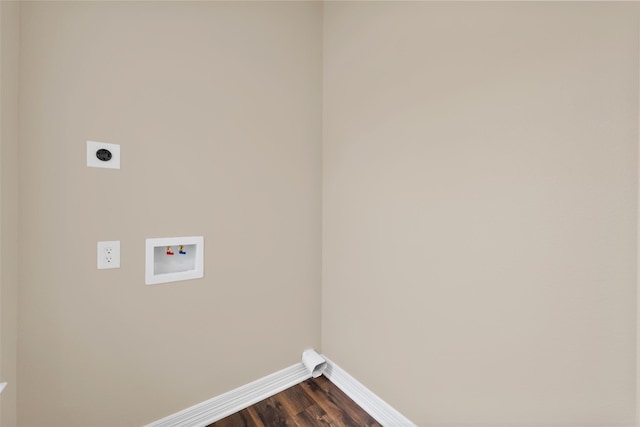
145,236,204,285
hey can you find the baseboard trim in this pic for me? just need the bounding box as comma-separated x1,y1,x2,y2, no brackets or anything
145,353,416,427
145,363,311,427
322,355,416,427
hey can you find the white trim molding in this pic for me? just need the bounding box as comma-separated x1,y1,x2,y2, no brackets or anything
145,352,415,427
145,363,311,427
322,355,416,427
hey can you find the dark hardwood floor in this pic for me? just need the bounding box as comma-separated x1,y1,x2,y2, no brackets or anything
208,376,382,427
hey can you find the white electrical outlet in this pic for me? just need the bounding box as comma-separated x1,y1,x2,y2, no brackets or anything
97,241,120,269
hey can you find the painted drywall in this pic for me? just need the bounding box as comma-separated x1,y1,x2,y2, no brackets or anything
322,2,638,426
0,1,19,427
18,2,322,426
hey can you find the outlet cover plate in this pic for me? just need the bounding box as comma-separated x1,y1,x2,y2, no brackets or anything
87,141,120,169
97,241,120,269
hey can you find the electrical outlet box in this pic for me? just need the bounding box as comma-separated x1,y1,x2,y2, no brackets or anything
87,141,120,169
97,241,120,269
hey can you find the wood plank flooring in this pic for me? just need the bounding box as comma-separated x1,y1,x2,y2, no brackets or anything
208,376,382,427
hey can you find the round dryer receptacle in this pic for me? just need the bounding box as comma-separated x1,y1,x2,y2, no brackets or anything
96,148,112,162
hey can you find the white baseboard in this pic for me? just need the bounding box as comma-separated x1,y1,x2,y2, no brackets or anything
145,363,311,427
145,353,415,427
322,355,416,427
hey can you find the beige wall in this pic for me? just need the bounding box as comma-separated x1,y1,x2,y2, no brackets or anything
322,2,638,426
0,2,19,427
8,1,640,426
18,2,322,426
